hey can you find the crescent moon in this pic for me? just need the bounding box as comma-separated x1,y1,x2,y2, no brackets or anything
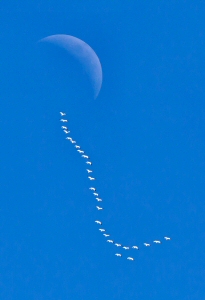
39,34,103,99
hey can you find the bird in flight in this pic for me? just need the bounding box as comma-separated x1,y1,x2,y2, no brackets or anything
115,243,122,247
123,246,130,250
153,240,161,244
60,112,66,116
82,155,89,159
86,169,92,173
60,119,68,122
61,126,68,130
78,150,84,154
115,253,122,257
127,257,134,261
88,176,96,180
164,236,171,240
63,130,70,134
99,229,105,232
132,246,139,250
95,220,102,225
86,161,92,165
144,243,151,247
103,234,110,237
96,206,103,210
75,145,80,149
107,240,114,243
93,192,98,196
71,140,76,144
96,198,102,202
89,187,96,191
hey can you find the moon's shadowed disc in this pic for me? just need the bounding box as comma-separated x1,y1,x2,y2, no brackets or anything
39,34,102,99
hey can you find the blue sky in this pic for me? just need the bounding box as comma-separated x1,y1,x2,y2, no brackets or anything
1,1,205,299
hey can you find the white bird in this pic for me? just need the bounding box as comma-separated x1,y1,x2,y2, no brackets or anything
75,145,80,149
123,246,130,250
88,176,95,180
95,220,102,225
61,126,67,129
93,192,98,196
60,119,68,122
153,240,161,244
115,253,122,257
66,137,72,140
132,246,139,250
89,187,96,191
127,257,134,261
63,130,70,134
96,206,103,210
115,243,122,247
96,198,102,202
82,155,89,159
78,150,84,153
99,229,105,232
71,140,76,144
86,161,92,165
103,234,110,237
144,243,151,247
60,112,66,116
164,237,171,240
107,240,114,243
86,169,92,173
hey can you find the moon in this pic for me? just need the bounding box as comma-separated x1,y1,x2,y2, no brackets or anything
39,34,102,99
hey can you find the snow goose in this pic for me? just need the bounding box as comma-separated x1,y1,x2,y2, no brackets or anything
96,206,103,210
132,246,139,250
95,220,102,225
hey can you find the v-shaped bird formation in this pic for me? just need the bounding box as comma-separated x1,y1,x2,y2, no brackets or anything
59,111,171,261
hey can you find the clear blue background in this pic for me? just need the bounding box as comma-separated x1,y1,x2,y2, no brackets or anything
1,1,205,299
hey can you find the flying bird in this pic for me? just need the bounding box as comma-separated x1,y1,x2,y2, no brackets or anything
123,246,130,250
78,150,84,154
95,220,102,225
61,126,68,129
63,130,70,134
65,137,72,141
89,187,96,191
88,176,96,180
127,257,134,261
103,234,110,237
144,243,151,247
107,240,114,243
164,237,171,240
82,155,89,159
93,192,98,196
86,161,92,165
115,243,122,247
86,169,92,173
60,112,66,116
99,229,105,232
153,240,161,244
75,145,80,149
115,253,122,257
71,140,76,144
132,246,139,250
60,119,68,122
96,198,102,202
96,206,103,210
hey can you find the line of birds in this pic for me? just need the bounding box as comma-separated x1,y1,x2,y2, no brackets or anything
60,111,171,261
